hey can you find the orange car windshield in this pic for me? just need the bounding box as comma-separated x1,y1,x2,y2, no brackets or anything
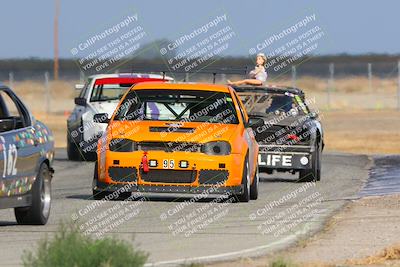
113,89,239,124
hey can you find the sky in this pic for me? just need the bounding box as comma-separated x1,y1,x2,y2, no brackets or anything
0,0,399,58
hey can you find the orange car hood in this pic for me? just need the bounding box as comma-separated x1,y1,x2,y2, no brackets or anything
109,121,240,143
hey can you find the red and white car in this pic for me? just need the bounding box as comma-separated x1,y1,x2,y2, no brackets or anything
66,73,173,161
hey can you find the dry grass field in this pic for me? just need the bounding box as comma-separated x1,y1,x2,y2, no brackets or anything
5,77,400,154
320,110,400,154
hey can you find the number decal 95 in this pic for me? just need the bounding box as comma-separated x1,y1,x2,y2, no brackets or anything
163,159,175,169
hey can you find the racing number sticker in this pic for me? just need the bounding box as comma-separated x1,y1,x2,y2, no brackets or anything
163,159,175,169
2,142,18,177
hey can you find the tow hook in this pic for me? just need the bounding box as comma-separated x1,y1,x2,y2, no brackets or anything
141,151,149,173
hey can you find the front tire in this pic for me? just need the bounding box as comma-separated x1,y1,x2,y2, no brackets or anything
15,163,52,225
298,144,321,182
250,164,259,200
67,129,97,162
92,189,110,200
238,155,250,202
67,133,82,161
92,161,112,200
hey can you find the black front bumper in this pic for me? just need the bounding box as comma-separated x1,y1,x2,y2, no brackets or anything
258,145,313,170
94,180,243,195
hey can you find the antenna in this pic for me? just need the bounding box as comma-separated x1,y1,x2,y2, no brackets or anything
53,0,60,80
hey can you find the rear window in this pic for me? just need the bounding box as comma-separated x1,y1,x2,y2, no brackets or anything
114,89,239,124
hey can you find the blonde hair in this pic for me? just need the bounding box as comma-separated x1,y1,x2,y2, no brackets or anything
256,53,267,66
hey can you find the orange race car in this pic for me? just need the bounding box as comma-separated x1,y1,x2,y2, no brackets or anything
92,82,259,202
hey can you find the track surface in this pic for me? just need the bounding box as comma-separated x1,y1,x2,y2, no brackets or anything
0,150,370,266
360,155,400,196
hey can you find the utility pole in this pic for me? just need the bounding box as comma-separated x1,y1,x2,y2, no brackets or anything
54,0,60,80
397,60,400,111
327,63,334,109
329,63,335,90
291,65,297,88
45,72,50,114
9,72,14,89
368,63,372,92
79,71,85,84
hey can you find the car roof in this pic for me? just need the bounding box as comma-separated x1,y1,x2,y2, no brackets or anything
88,73,173,81
131,82,231,93
232,84,304,96
0,83,10,90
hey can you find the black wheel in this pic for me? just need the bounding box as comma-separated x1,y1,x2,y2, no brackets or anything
315,145,321,181
84,151,97,162
298,144,321,182
67,135,97,161
238,155,250,202
250,164,259,200
92,161,112,200
92,189,110,200
67,133,82,161
15,163,52,225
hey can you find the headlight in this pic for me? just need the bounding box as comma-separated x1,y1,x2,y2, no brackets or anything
289,108,298,116
201,141,231,155
109,138,137,152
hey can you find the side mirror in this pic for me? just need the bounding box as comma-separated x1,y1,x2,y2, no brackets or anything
309,111,318,119
0,117,17,132
246,117,264,127
93,113,109,124
75,84,84,90
74,97,87,106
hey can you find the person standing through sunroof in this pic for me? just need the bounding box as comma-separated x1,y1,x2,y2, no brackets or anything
228,53,268,86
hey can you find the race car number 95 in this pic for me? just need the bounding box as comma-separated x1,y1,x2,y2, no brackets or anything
163,159,175,169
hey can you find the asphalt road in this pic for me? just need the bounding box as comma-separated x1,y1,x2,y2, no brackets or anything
0,149,370,266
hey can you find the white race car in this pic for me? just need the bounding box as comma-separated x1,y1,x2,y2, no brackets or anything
66,73,173,161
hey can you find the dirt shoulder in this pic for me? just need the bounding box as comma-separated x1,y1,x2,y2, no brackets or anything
207,195,400,267
320,110,400,155
280,194,400,266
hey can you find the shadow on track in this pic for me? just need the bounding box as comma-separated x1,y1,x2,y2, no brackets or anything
260,177,299,183
0,221,18,227
66,194,239,203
